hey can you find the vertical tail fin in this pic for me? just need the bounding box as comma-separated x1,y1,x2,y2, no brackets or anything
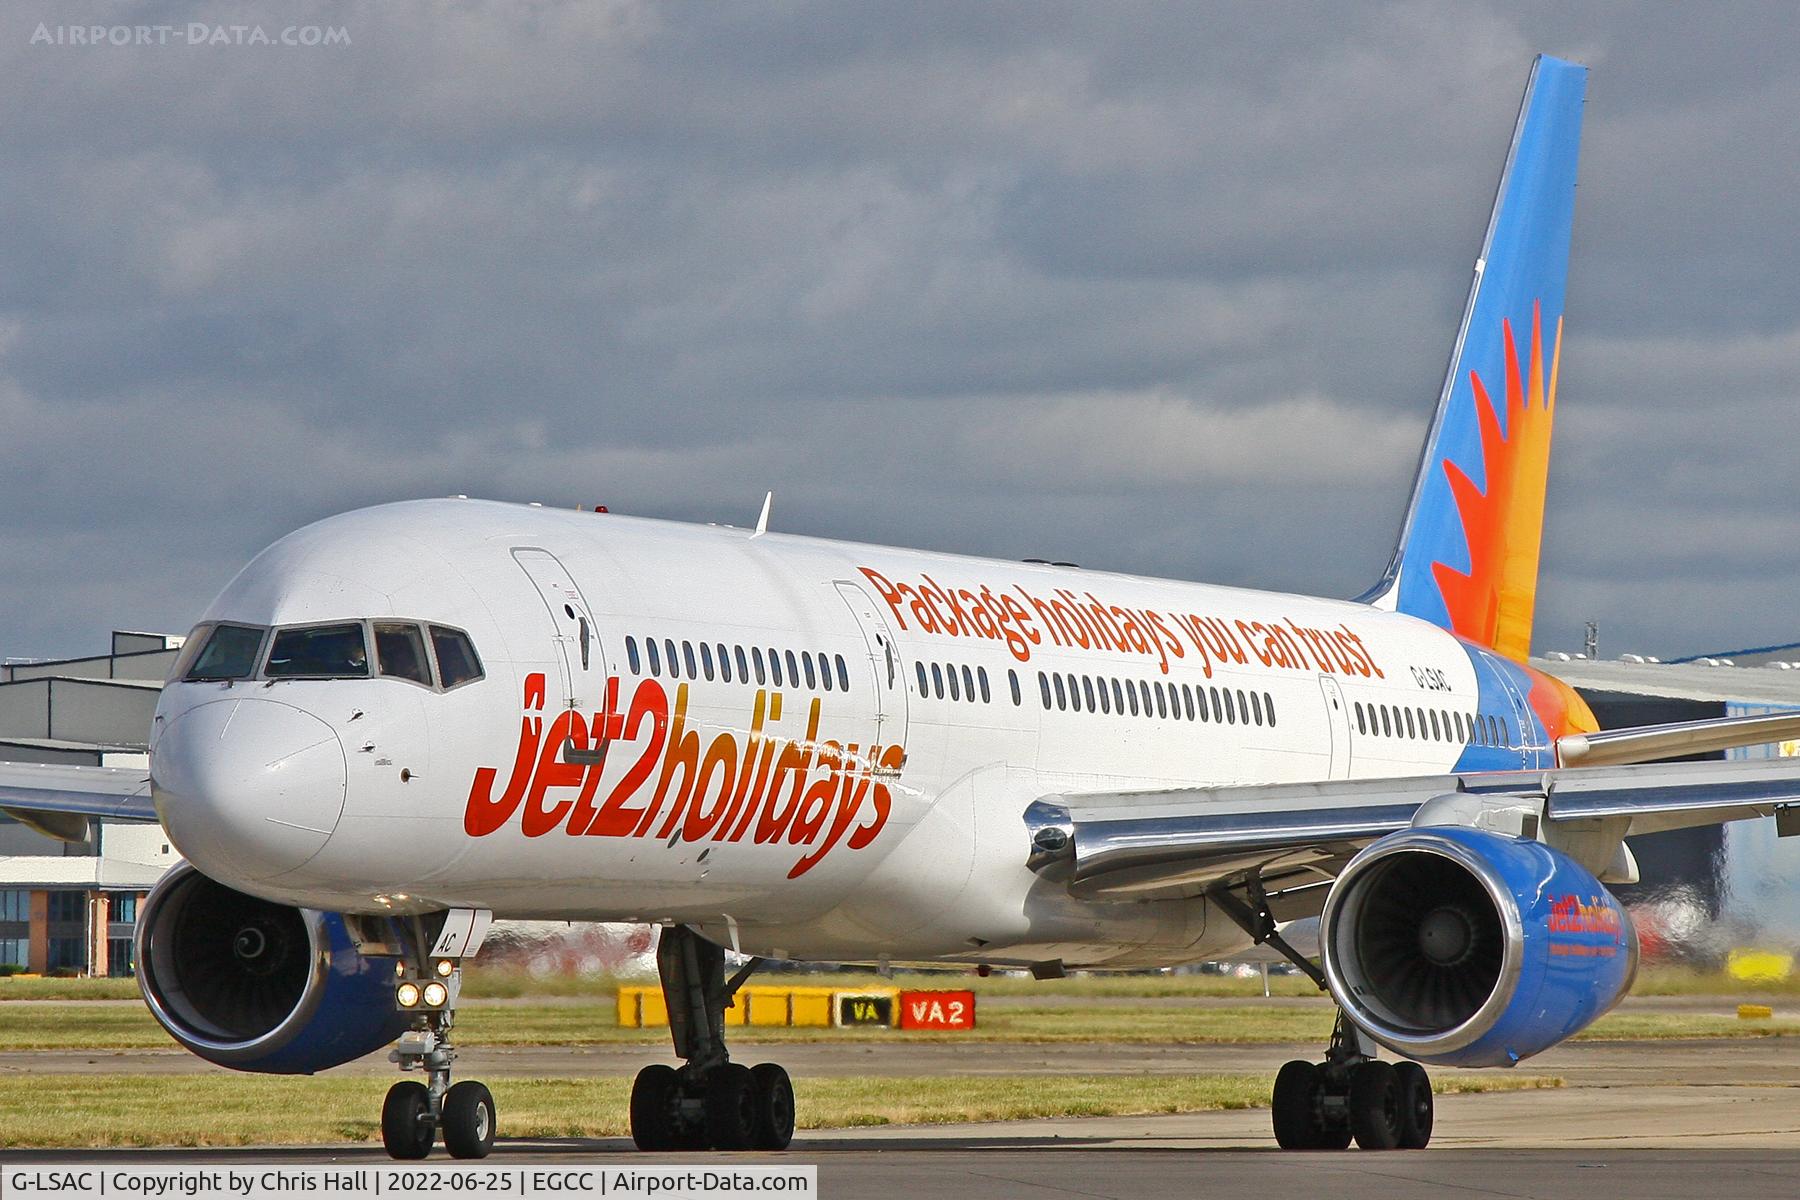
1361,55,1586,662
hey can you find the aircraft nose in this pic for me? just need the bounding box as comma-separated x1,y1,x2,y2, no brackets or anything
153,698,347,884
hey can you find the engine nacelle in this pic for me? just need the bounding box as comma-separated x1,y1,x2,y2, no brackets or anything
136,863,407,1074
1321,825,1637,1067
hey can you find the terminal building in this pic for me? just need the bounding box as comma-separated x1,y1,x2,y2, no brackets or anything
1,630,1797,977
0,632,182,975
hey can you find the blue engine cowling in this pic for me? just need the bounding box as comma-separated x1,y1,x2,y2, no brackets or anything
1320,825,1637,1067
136,862,407,1074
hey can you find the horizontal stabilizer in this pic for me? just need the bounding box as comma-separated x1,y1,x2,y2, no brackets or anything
1557,709,1800,767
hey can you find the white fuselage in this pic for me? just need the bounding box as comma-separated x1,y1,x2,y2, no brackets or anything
150,499,1536,969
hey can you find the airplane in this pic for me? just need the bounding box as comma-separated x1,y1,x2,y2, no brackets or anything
5,52,1800,1160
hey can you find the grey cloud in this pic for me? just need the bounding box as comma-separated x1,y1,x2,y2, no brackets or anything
2,1,1797,664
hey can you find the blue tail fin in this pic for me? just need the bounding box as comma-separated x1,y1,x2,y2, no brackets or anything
1361,55,1586,662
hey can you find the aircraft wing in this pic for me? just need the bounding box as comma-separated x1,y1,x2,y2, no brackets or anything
1025,754,1800,909
0,761,158,841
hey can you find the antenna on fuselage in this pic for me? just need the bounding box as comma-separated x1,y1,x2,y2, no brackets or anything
752,491,773,537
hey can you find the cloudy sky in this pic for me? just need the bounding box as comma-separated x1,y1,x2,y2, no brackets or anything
3,1,1796,663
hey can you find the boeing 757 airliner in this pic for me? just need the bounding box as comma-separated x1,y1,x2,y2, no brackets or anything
6,55,1799,1159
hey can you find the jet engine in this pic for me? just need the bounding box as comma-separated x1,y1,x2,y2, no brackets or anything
1320,825,1637,1067
136,862,407,1074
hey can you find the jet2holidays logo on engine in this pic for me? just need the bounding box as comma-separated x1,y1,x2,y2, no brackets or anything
462,673,900,877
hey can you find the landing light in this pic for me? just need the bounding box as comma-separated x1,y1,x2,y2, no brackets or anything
422,981,449,1008
435,959,455,978
396,982,422,1008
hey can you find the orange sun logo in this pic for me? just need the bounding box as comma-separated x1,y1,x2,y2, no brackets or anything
1431,302,1561,664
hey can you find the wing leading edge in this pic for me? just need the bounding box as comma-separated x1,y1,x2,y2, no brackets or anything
1025,755,1800,906
0,761,157,842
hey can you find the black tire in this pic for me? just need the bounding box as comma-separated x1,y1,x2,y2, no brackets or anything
1271,1060,1324,1150
1394,1062,1433,1149
704,1063,756,1151
1349,1060,1402,1151
630,1064,681,1151
441,1080,496,1160
749,1063,795,1150
381,1080,434,1160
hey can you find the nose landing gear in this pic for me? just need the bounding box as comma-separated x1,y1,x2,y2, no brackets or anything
380,951,496,1160
628,926,796,1151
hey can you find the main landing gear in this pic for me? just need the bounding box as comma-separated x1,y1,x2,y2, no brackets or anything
1271,1012,1433,1150
1210,878,1433,1151
629,926,796,1151
381,951,496,1160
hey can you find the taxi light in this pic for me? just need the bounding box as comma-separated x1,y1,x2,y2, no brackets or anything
422,981,449,1008
396,982,422,1009
435,959,455,978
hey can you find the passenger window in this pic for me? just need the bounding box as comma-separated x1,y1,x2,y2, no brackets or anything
1154,684,1167,719
1111,679,1125,713
751,646,766,685
1053,673,1067,710
268,623,370,679
666,639,681,679
1182,686,1195,721
1082,676,1096,711
916,662,929,695
375,622,433,685
819,652,832,691
184,623,265,682
962,665,975,702
1249,691,1262,726
1038,671,1052,708
803,653,817,690
736,645,750,682
1126,682,1139,717
1097,677,1111,714
947,665,961,701
978,667,990,703
700,643,715,681
683,642,698,679
786,650,800,686
1265,693,1276,726
1222,689,1236,724
1379,706,1392,737
931,662,944,699
1009,669,1021,706
1067,674,1082,712
717,643,732,683
1211,687,1224,723
431,627,483,688
626,636,641,675
1404,708,1416,739
1137,681,1151,715
1195,684,1209,722
1355,703,1367,735
837,655,850,692
647,638,662,676
1237,690,1249,724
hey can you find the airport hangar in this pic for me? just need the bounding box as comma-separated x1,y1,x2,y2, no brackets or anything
1,630,1796,979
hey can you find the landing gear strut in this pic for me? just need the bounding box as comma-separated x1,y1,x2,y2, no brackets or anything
1212,878,1433,1151
379,937,495,1159
1270,1011,1431,1150
629,926,795,1151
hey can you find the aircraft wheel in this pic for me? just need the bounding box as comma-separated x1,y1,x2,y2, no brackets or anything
441,1080,496,1160
1271,1060,1327,1149
704,1064,756,1150
1394,1062,1433,1149
1349,1061,1403,1150
749,1063,795,1150
381,1080,434,1160
630,1064,682,1151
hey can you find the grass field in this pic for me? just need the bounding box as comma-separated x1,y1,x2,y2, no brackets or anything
5,962,1795,1004
0,1072,1562,1148
1,997,1794,1052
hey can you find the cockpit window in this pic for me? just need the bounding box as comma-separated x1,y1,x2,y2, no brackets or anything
184,624,266,681
374,622,433,686
430,626,483,689
266,624,370,678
